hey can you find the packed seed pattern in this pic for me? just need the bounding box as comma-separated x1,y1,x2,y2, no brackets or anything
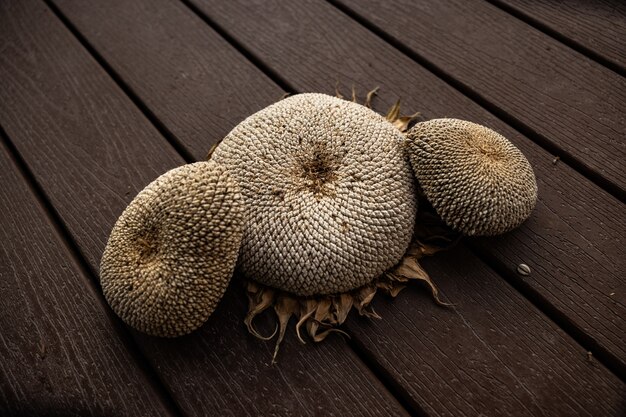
100,161,244,337
212,93,417,296
407,119,537,236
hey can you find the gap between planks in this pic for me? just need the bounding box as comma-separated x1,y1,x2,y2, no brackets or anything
43,0,194,164
468,244,626,382
347,336,430,417
485,0,626,77
179,0,297,95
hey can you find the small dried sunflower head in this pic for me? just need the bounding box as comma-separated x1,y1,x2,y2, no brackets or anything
100,161,244,337
406,118,537,236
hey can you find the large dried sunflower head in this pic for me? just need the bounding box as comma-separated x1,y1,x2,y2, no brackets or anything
211,93,417,297
406,118,538,236
100,161,244,337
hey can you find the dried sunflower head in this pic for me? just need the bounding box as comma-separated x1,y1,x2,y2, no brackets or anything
211,92,445,360
406,118,537,236
212,93,417,296
100,161,244,337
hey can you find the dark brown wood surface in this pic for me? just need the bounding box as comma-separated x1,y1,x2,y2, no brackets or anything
188,0,626,375
44,0,626,414
135,283,411,417
346,246,626,417
0,1,409,416
336,0,626,197
1,0,624,415
50,0,283,160
0,143,171,416
494,0,626,73
0,0,182,271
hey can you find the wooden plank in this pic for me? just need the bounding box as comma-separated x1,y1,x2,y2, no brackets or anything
493,0,626,74
334,0,626,197
0,1,410,416
187,0,626,373
51,0,283,160
0,144,172,416
346,246,626,417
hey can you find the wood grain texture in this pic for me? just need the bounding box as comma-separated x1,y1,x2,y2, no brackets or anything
347,246,626,417
47,0,626,413
0,145,171,416
51,0,283,160
494,0,626,72
0,1,182,271
136,281,410,417
0,1,409,416
337,0,626,195
189,0,626,372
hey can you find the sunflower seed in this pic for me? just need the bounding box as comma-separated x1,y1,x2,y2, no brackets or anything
517,263,531,276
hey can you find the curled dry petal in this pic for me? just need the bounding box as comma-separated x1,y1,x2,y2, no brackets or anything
243,234,457,361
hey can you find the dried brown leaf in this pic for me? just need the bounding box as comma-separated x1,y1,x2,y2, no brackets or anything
312,327,349,343
389,283,406,298
392,112,420,133
333,293,353,324
295,299,317,344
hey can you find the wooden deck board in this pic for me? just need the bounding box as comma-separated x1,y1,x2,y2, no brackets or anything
336,0,626,197
189,0,626,374
1,0,624,415
0,142,171,416
0,1,409,416
50,0,283,161
494,0,626,73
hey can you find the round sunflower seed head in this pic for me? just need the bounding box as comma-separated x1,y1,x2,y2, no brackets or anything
211,93,417,296
406,118,537,236
100,161,244,337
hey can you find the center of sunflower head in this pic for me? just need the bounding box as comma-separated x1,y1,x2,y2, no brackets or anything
468,132,506,165
294,141,339,197
136,229,160,266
